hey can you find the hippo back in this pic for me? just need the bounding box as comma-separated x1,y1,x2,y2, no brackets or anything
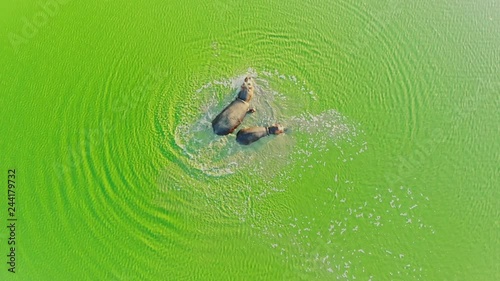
212,99,249,135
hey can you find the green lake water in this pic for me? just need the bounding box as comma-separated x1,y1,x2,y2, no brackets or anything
1,0,499,280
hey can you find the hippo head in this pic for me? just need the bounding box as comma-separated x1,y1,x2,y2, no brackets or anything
237,76,254,102
268,124,285,135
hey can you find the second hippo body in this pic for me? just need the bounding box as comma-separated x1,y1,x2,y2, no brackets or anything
212,76,255,136
236,126,268,145
236,125,285,145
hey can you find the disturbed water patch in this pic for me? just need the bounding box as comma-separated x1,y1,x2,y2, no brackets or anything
174,69,365,177
252,180,435,280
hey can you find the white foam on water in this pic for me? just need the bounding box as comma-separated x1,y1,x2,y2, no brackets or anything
175,70,365,178
176,74,292,177
251,179,435,279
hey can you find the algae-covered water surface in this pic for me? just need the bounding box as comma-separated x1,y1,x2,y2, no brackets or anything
1,0,499,280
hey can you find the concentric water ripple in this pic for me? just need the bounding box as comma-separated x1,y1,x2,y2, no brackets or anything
5,0,499,279
44,59,192,279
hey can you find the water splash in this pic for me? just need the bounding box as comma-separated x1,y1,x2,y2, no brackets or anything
175,70,364,177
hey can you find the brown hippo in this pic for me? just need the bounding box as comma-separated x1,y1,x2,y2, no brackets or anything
212,76,256,135
236,125,285,145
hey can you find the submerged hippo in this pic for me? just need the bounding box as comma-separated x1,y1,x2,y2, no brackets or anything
236,125,285,145
212,76,256,135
